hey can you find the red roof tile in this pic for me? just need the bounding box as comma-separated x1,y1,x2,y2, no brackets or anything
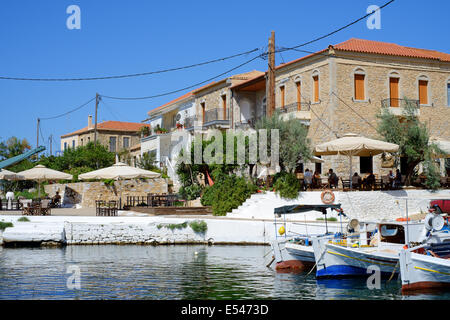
332,38,450,62
61,121,150,138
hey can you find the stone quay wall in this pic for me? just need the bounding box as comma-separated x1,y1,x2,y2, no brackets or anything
44,178,168,208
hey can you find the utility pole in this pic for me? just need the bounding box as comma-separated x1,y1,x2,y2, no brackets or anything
94,93,99,147
36,118,40,148
266,31,276,117
49,134,53,156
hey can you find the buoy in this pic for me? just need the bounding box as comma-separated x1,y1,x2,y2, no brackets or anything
321,189,335,204
279,226,285,235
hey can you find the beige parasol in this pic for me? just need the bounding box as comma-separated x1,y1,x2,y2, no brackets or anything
0,169,24,181
78,162,161,208
315,133,399,187
16,164,73,197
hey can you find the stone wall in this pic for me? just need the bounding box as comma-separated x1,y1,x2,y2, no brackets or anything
44,178,168,208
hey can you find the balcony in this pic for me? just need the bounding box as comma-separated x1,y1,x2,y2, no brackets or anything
381,98,420,117
202,108,230,128
278,102,311,123
234,119,256,130
184,115,198,130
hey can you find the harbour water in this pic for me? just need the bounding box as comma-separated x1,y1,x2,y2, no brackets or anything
0,245,448,300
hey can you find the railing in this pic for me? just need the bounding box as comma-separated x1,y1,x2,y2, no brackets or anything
203,108,230,125
235,119,256,130
278,102,311,113
184,115,197,129
381,98,419,109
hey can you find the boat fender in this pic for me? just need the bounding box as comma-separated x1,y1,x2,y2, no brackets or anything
279,226,285,235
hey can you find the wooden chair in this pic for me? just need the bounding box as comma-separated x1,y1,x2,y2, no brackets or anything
341,178,351,191
20,199,32,215
40,199,52,215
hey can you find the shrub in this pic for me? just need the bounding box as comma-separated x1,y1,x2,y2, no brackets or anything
0,221,13,231
179,184,203,201
189,220,208,233
201,174,258,216
157,222,188,230
17,217,30,222
273,172,301,199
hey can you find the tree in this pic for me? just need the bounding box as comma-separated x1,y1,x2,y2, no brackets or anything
137,151,158,171
0,137,31,160
376,99,442,187
255,111,312,173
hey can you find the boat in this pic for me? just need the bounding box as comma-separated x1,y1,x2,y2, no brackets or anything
399,211,450,292
312,204,450,279
270,203,350,272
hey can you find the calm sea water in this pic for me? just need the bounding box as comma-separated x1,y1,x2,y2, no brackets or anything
0,245,448,300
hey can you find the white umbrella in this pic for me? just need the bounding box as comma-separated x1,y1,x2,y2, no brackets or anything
78,162,161,208
315,133,399,187
0,169,24,180
430,139,450,158
16,164,73,197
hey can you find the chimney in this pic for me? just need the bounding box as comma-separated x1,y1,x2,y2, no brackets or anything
88,115,93,129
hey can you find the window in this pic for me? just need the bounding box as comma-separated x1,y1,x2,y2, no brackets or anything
201,102,206,123
354,73,365,100
360,156,373,174
109,137,117,152
315,156,322,174
221,95,227,120
88,137,90,143
64,142,67,151
296,81,302,110
419,79,428,105
123,137,130,149
80,138,83,146
280,85,285,108
313,75,319,103
389,77,399,107
72,140,75,148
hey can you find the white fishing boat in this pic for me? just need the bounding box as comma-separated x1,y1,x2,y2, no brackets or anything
399,211,450,292
312,200,450,279
270,204,351,272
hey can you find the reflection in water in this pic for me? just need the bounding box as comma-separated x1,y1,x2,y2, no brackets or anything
0,245,448,300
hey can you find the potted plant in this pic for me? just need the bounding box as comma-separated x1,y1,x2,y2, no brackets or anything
176,122,183,130
139,126,150,137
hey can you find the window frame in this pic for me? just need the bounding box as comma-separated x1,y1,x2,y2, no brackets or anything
417,75,431,107
352,68,367,102
312,70,320,104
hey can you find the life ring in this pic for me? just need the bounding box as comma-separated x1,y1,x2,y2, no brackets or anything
321,189,335,204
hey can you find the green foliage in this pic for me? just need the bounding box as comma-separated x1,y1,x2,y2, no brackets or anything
255,111,311,172
17,217,30,222
273,172,301,199
102,179,115,186
38,142,115,173
157,221,188,230
200,173,257,216
14,187,47,199
0,136,31,160
189,220,208,233
316,217,338,221
179,184,203,201
139,126,150,137
0,221,13,231
422,159,441,190
376,99,442,187
137,151,158,171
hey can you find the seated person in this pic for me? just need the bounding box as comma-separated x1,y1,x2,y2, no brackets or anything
388,170,395,188
312,171,321,189
303,168,313,190
352,172,361,189
327,169,339,188
51,191,61,207
394,169,402,188
365,172,376,189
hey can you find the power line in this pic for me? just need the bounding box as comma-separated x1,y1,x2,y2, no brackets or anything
40,97,96,120
0,48,259,82
101,54,262,101
274,0,395,55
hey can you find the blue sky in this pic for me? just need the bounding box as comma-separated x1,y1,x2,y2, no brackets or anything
0,0,449,154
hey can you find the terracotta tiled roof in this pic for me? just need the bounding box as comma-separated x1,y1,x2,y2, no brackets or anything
332,38,450,62
61,121,150,138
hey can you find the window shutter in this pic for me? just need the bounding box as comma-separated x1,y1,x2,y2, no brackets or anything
313,75,319,103
389,78,399,107
280,86,285,108
296,82,301,110
354,74,365,100
419,80,428,105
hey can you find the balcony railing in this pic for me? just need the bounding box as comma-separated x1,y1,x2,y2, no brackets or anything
184,115,197,129
235,119,256,130
381,98,419,109
278,102,311,113
203,108,230,125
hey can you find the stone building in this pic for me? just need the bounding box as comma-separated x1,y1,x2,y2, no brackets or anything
232,38,450,178
142,38,450,181
60,116,150,154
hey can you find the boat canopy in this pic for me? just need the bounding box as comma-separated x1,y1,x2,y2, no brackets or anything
274,204,342,215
